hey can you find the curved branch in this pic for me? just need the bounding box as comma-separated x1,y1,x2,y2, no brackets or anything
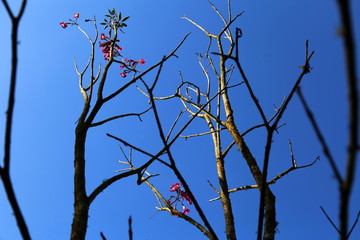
88,168,140,204
90,107,151,127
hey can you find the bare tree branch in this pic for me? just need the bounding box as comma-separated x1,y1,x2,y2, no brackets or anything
296,87,342,182
336,1,359,238
320,206,341,234
209,157,318,202
0,1,31,239
90,107,151,127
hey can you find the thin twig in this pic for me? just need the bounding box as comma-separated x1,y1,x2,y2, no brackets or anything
106,134,171,168
207,180,220,195
320,206,340,234
347,211,360,239
166,111,185,142
209,157,318,202
90,107,151,127
182,16,217,38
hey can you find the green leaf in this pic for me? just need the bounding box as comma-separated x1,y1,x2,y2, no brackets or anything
122,16,130,22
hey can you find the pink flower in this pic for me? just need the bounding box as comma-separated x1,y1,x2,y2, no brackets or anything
103,52,110,60
180,191,192,205
139,58,145,65
182,206,190,215
120,72,127,78
60,22,68,29
120,64,125,69
74,13,79,19
100,33,107,40
170,183,181,192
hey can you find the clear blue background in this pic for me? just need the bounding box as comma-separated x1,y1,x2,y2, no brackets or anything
0,0,359,239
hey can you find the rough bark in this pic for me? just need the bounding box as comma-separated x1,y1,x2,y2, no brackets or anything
70,125,90,240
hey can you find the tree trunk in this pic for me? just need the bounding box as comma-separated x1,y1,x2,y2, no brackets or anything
70,126,89,240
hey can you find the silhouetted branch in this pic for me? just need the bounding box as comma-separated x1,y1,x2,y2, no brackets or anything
0,1,31,239
128,216,133,240
296,87,342,182
347,211,360,239
336,1,359,239
257,40,314,240
90,107,151,127
100,232,106,240
320,206,340,234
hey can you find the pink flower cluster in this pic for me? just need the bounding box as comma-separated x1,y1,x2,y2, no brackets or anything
119,58,145,78
60,12,145,79
60,12,79,29
99,33,145,78
167,183,192,216
99,33,123,60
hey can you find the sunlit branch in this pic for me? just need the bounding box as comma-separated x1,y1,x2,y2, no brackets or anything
208,1,232,40
75,58,90,101
156,207,214,239
182,16,217,38
165,110,185,142
217,11,243,41
180,127,226,139
209,157,319,202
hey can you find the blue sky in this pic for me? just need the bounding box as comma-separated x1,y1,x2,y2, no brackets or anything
0,0,359,239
